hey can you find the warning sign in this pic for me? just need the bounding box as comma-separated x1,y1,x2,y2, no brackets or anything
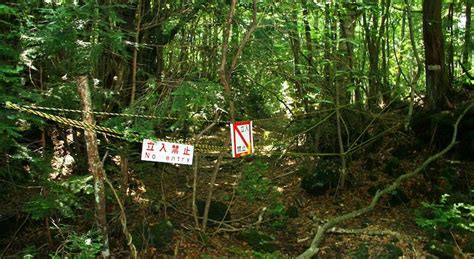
230,121,253,158
141,139,194,165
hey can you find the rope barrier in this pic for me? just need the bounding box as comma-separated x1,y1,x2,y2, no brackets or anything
5,102,227,153
4,101,400,158
14,102,342,125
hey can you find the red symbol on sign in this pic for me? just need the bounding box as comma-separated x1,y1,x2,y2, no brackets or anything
231,121,253,158
183,147,191,156
159,143,167,152
171,144,179,154
146,141,155,151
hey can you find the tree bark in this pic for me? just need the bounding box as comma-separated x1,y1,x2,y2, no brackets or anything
422,0,451,111
202,0,238,232
130,0,142,104
337,1,358,104
447,2,455,84
363,0,389,109
76,76,109,257
462,0,472,70
288,2,306,112
405,0,423,128
202,0,258,232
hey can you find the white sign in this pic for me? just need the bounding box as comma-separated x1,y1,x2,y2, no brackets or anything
141,139,194,165
230,121,254,158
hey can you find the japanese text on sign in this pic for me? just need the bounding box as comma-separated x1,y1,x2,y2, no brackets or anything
230,121,254,158
141,139,194,165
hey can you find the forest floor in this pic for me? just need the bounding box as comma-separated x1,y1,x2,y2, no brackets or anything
1,112,474,258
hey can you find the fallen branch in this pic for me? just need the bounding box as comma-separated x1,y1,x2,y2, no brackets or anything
296,102,474,259
327,227,404,239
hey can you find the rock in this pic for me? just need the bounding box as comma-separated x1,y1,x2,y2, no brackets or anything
238,229,279,253
301,159,340,196
148,220,174,252
196,200,231,223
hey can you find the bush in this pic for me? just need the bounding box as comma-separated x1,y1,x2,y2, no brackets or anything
237,160,272,203
416,193,474,233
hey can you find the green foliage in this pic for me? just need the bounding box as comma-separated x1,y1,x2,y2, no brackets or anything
21,1,126,77
237,160,272,203
0,3,48,183
416,193,474,233
23,175,94,219
20,245,38,259
236,160,290,229
50,228,102,258
267,202,288,230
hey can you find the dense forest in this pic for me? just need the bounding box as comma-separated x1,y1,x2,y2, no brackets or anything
0,0,473,257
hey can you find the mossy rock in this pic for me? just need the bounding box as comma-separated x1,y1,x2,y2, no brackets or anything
196,200,231,224
148,220,174,251
301,159,340,196
424,240,454,259
384,157,402,177
238,229,279,253
374,243,403,259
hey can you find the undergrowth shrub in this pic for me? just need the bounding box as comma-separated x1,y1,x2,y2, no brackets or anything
236,160,272,203
416,193,474,234
50,228,102,258
23,175,94,219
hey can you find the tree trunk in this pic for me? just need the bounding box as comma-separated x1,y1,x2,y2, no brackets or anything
289,4,306,112
130,0,142,104
338,2,358,104
405,0,423,128
463,0,472,70
76,76,110,257
447,2,455,84
422,0,450,111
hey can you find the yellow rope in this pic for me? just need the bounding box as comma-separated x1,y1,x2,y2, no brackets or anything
5,101,357,157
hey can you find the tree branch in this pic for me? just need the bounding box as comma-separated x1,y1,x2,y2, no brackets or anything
297,102,474,259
